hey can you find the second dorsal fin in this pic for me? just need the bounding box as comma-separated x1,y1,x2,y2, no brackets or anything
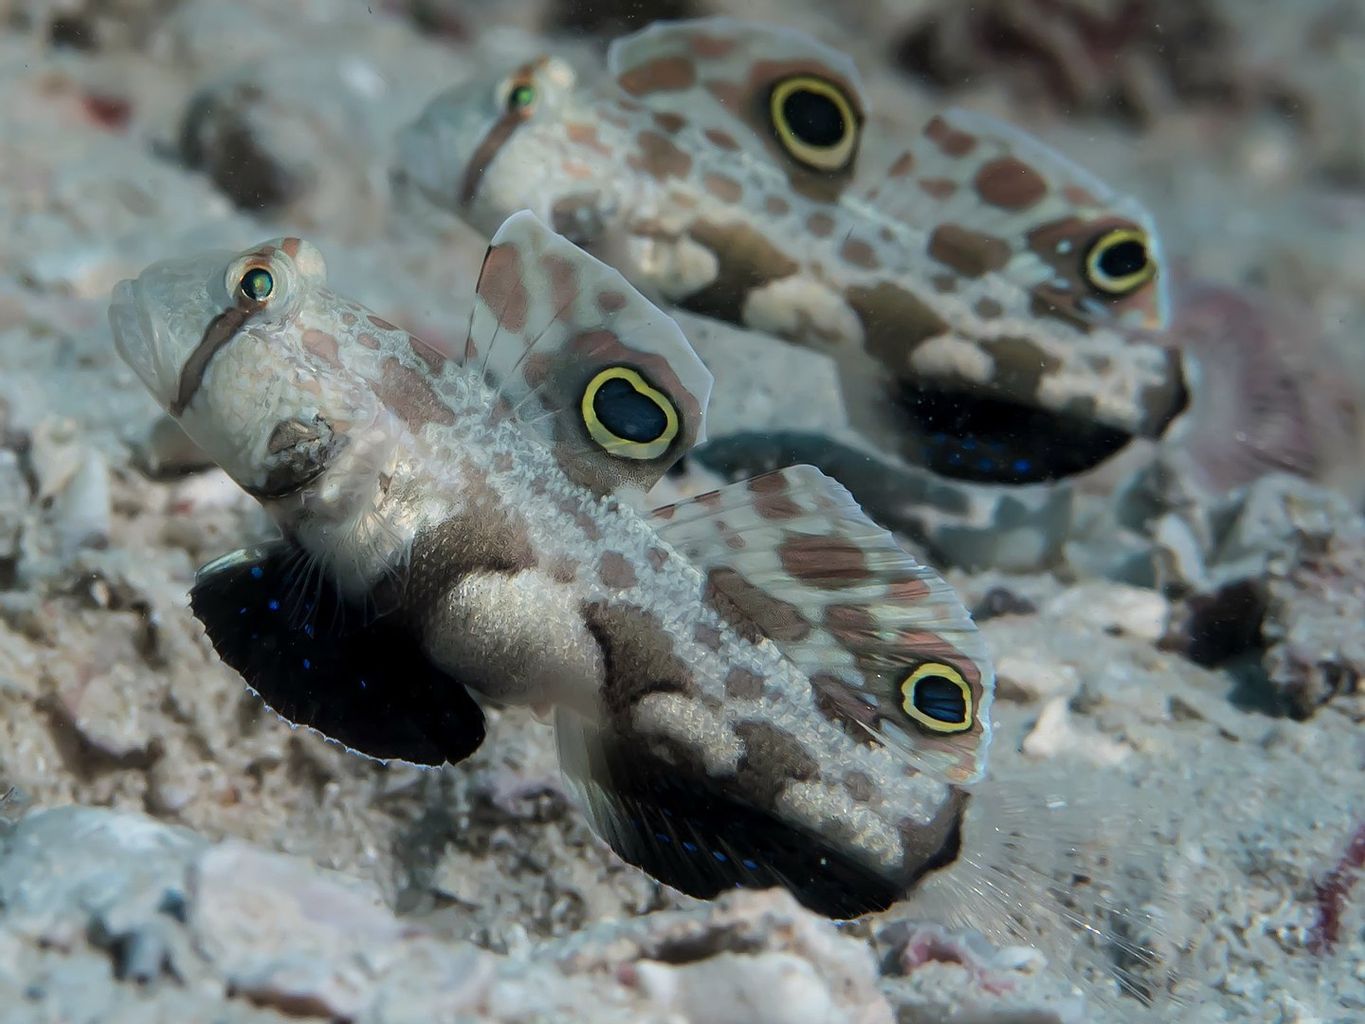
608,17,868,201
649,465,994,784
465,211,713,497
858,107,1170,331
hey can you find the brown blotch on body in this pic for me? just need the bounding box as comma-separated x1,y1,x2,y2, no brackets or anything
565,122,611,156
402,488,537,622
725,667,764,700
703,172,743,203
680,220,800,326
924,116,977,157
367,314,398,332
918,177,958,200
974,297,1005,320
693,622,724,652
556,494,602,541
843,770,875,803
979,336,1063,404
647,547,669,571
548,555,578,584
477,243,529,333
357,332,380,350
597,289,628,314
628,131,693,182
302,328,340,367
617,56,697,96
376,356,456,429
845,281,950,372
734,720,819,808
704,127,740,151
974,156,1048,211
582,601,695,721
778,533,871,589
888,151,915,177
764,194,791,217
408,335,447,374
653,111,686,134
705,567,811,643
928,225,1012,278
598,550,638,589
840,237,880,270
806,212,836,238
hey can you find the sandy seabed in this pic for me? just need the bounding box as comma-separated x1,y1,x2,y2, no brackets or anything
0,1,1362,1021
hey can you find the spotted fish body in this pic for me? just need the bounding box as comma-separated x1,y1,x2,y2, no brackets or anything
108,212,995,915
398,17,1188,486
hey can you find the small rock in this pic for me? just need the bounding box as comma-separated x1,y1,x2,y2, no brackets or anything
1021,697,1131,766
1046,581,1170,642
992,652,1082,703
49,448,112,556
131,415,217,479
53,662,157,762
970,586,1038,622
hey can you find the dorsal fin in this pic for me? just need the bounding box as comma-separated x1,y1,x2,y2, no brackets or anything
608,17,868,202
857,107,1170,330
649,465,994,784
464,210,713,496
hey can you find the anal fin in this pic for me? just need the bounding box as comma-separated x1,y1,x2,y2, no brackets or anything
554,710,906,918
189,542,486,767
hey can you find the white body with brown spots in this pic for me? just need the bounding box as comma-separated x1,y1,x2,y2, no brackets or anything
398,17,1188,486
109,212,994,913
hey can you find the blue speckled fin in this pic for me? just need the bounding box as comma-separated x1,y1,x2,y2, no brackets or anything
860,107,1169,331
554,709,910,917
464,211,713,497
189,542,486,767
650,465,994,785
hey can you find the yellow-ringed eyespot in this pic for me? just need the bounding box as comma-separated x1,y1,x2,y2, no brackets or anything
581,366,679,461
1084,227,1156,296
238,266,274,303
768,75,860,173
900,663,974,734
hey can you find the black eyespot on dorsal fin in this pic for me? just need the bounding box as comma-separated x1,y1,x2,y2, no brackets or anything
189,541,486,767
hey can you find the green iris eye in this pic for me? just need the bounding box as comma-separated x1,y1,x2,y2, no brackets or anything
240,267,274,302
507,83,536,112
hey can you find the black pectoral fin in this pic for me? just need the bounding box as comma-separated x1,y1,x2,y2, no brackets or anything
189,543,486,767
555,711,902,919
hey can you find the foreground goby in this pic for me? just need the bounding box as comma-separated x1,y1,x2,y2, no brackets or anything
108,211,994,916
